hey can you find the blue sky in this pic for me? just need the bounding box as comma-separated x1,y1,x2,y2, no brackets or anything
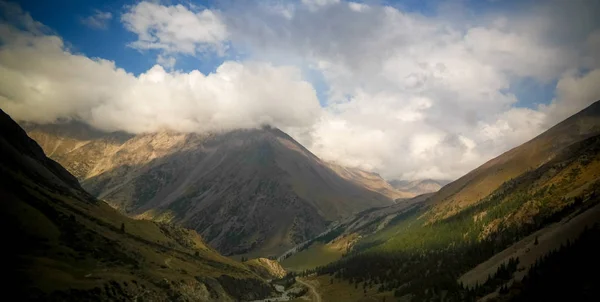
16,0,221,74
2,0,599,180
14,0,557,108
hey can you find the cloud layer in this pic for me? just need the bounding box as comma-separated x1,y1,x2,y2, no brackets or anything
0,7,320,134
1,0,600,181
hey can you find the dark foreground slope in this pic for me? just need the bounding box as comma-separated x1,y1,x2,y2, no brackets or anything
0,110,274,301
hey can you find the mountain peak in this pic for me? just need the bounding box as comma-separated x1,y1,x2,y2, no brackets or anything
25,121,393,256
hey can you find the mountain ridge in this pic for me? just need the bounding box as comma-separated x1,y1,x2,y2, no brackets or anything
427,100,600,221
25,123,395,256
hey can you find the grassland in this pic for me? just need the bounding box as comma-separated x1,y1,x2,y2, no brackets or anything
282,243,344,272
300,275,396,302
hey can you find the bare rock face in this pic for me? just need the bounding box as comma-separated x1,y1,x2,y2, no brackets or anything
246,258,287,279
26,124,394,256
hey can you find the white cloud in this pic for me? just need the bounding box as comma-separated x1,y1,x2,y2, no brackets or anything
80,10,112,30
0,22,320,134
540,68,600,126
157,54,176,70
224,0,600,180
301,0,340,11
2,1,600,181
121,1,228,56
348,2,369,12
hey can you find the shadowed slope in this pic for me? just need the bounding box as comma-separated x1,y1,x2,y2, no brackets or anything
1,110,275,301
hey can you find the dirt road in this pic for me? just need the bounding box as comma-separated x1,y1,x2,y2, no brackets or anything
296,278,322,302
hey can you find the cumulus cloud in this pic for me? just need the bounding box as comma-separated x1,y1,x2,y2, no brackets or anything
0,19,320,134
121,1,228,57
80,10,112,30
541,69,600,125
224,0,600,179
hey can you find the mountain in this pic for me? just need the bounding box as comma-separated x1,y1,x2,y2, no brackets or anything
281,101,600,301
427,101,600,221
0,110,277,301
389,179,451,196
325,162,414,200
24,123,394,257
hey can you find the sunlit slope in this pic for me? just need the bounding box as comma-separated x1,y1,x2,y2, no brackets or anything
427,100,600,221
308,101,600,301
1,110,274,301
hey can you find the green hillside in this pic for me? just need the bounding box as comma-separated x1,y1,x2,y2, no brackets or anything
291,101,600,301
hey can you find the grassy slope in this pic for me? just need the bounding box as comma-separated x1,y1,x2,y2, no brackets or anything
300,275,396,302
282,243,345,272
2,110,273,301
359,133,600,254
427,101,600,221
281,195,431,271
307,102,600,301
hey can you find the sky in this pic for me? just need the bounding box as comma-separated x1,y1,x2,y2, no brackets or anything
1,0,600,181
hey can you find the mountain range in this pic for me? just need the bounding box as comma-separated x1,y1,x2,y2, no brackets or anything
24,123,399,257
389,179,452,196
1,109,282,301
8,99,600,301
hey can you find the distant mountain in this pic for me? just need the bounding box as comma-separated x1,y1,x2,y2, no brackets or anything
325,162,414,200
0,110,275,301
25,124,394,257
389,179,451,196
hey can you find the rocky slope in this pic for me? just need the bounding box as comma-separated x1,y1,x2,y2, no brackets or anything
245,258,287,279
1,110,275,301
25,124,394,257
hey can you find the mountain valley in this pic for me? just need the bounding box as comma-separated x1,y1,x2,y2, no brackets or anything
8,101,600,301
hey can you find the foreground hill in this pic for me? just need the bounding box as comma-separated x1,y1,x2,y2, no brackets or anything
25,124,393,257
1,110,275,301
284,101,600,301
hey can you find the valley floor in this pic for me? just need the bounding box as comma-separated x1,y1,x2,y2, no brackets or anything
298,275,396,302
